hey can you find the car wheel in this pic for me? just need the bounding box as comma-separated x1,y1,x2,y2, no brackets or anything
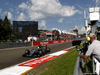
25,49,30,54
32,54,37,58
38,51,43,57
22,54,27,57
47,47,50,52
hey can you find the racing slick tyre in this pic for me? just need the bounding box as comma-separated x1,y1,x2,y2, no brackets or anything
42,49,47,54
46,47,50,52
32,54,37,58
22,54,27,57
25,49,30,54
22,49,30,57
38,51,43,57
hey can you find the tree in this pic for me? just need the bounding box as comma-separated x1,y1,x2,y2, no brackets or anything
0,18,3,25
3,16,12,41
0,18,4,40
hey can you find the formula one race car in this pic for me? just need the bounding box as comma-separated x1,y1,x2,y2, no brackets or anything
22,45,50,57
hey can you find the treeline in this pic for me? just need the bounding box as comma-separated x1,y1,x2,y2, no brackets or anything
0,16,20,42
0,16,12,42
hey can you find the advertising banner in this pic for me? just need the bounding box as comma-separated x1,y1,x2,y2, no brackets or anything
32,38,85,46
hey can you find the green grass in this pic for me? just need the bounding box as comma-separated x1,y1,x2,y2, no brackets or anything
41,48,79,75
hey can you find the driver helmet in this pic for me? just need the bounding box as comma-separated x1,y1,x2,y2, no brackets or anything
39,45,42,48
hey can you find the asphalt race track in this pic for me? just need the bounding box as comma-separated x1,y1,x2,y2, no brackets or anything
0,42,72,70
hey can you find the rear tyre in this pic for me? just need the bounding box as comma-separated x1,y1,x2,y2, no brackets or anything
32,54,37,58
22,54,27,57
25,49,30,54
22,49,30,57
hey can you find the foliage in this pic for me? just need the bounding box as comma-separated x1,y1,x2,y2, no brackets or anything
0,16,12,42
0,19,4,40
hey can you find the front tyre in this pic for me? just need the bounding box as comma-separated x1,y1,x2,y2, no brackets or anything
47,47,50,52
38,51,43,57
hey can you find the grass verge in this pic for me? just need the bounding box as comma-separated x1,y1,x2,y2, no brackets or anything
40,48,79,75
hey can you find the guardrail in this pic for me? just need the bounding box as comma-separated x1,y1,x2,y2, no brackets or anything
0,42,32,49
74,54,100,75
73,52,81,75
93,57,100,75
